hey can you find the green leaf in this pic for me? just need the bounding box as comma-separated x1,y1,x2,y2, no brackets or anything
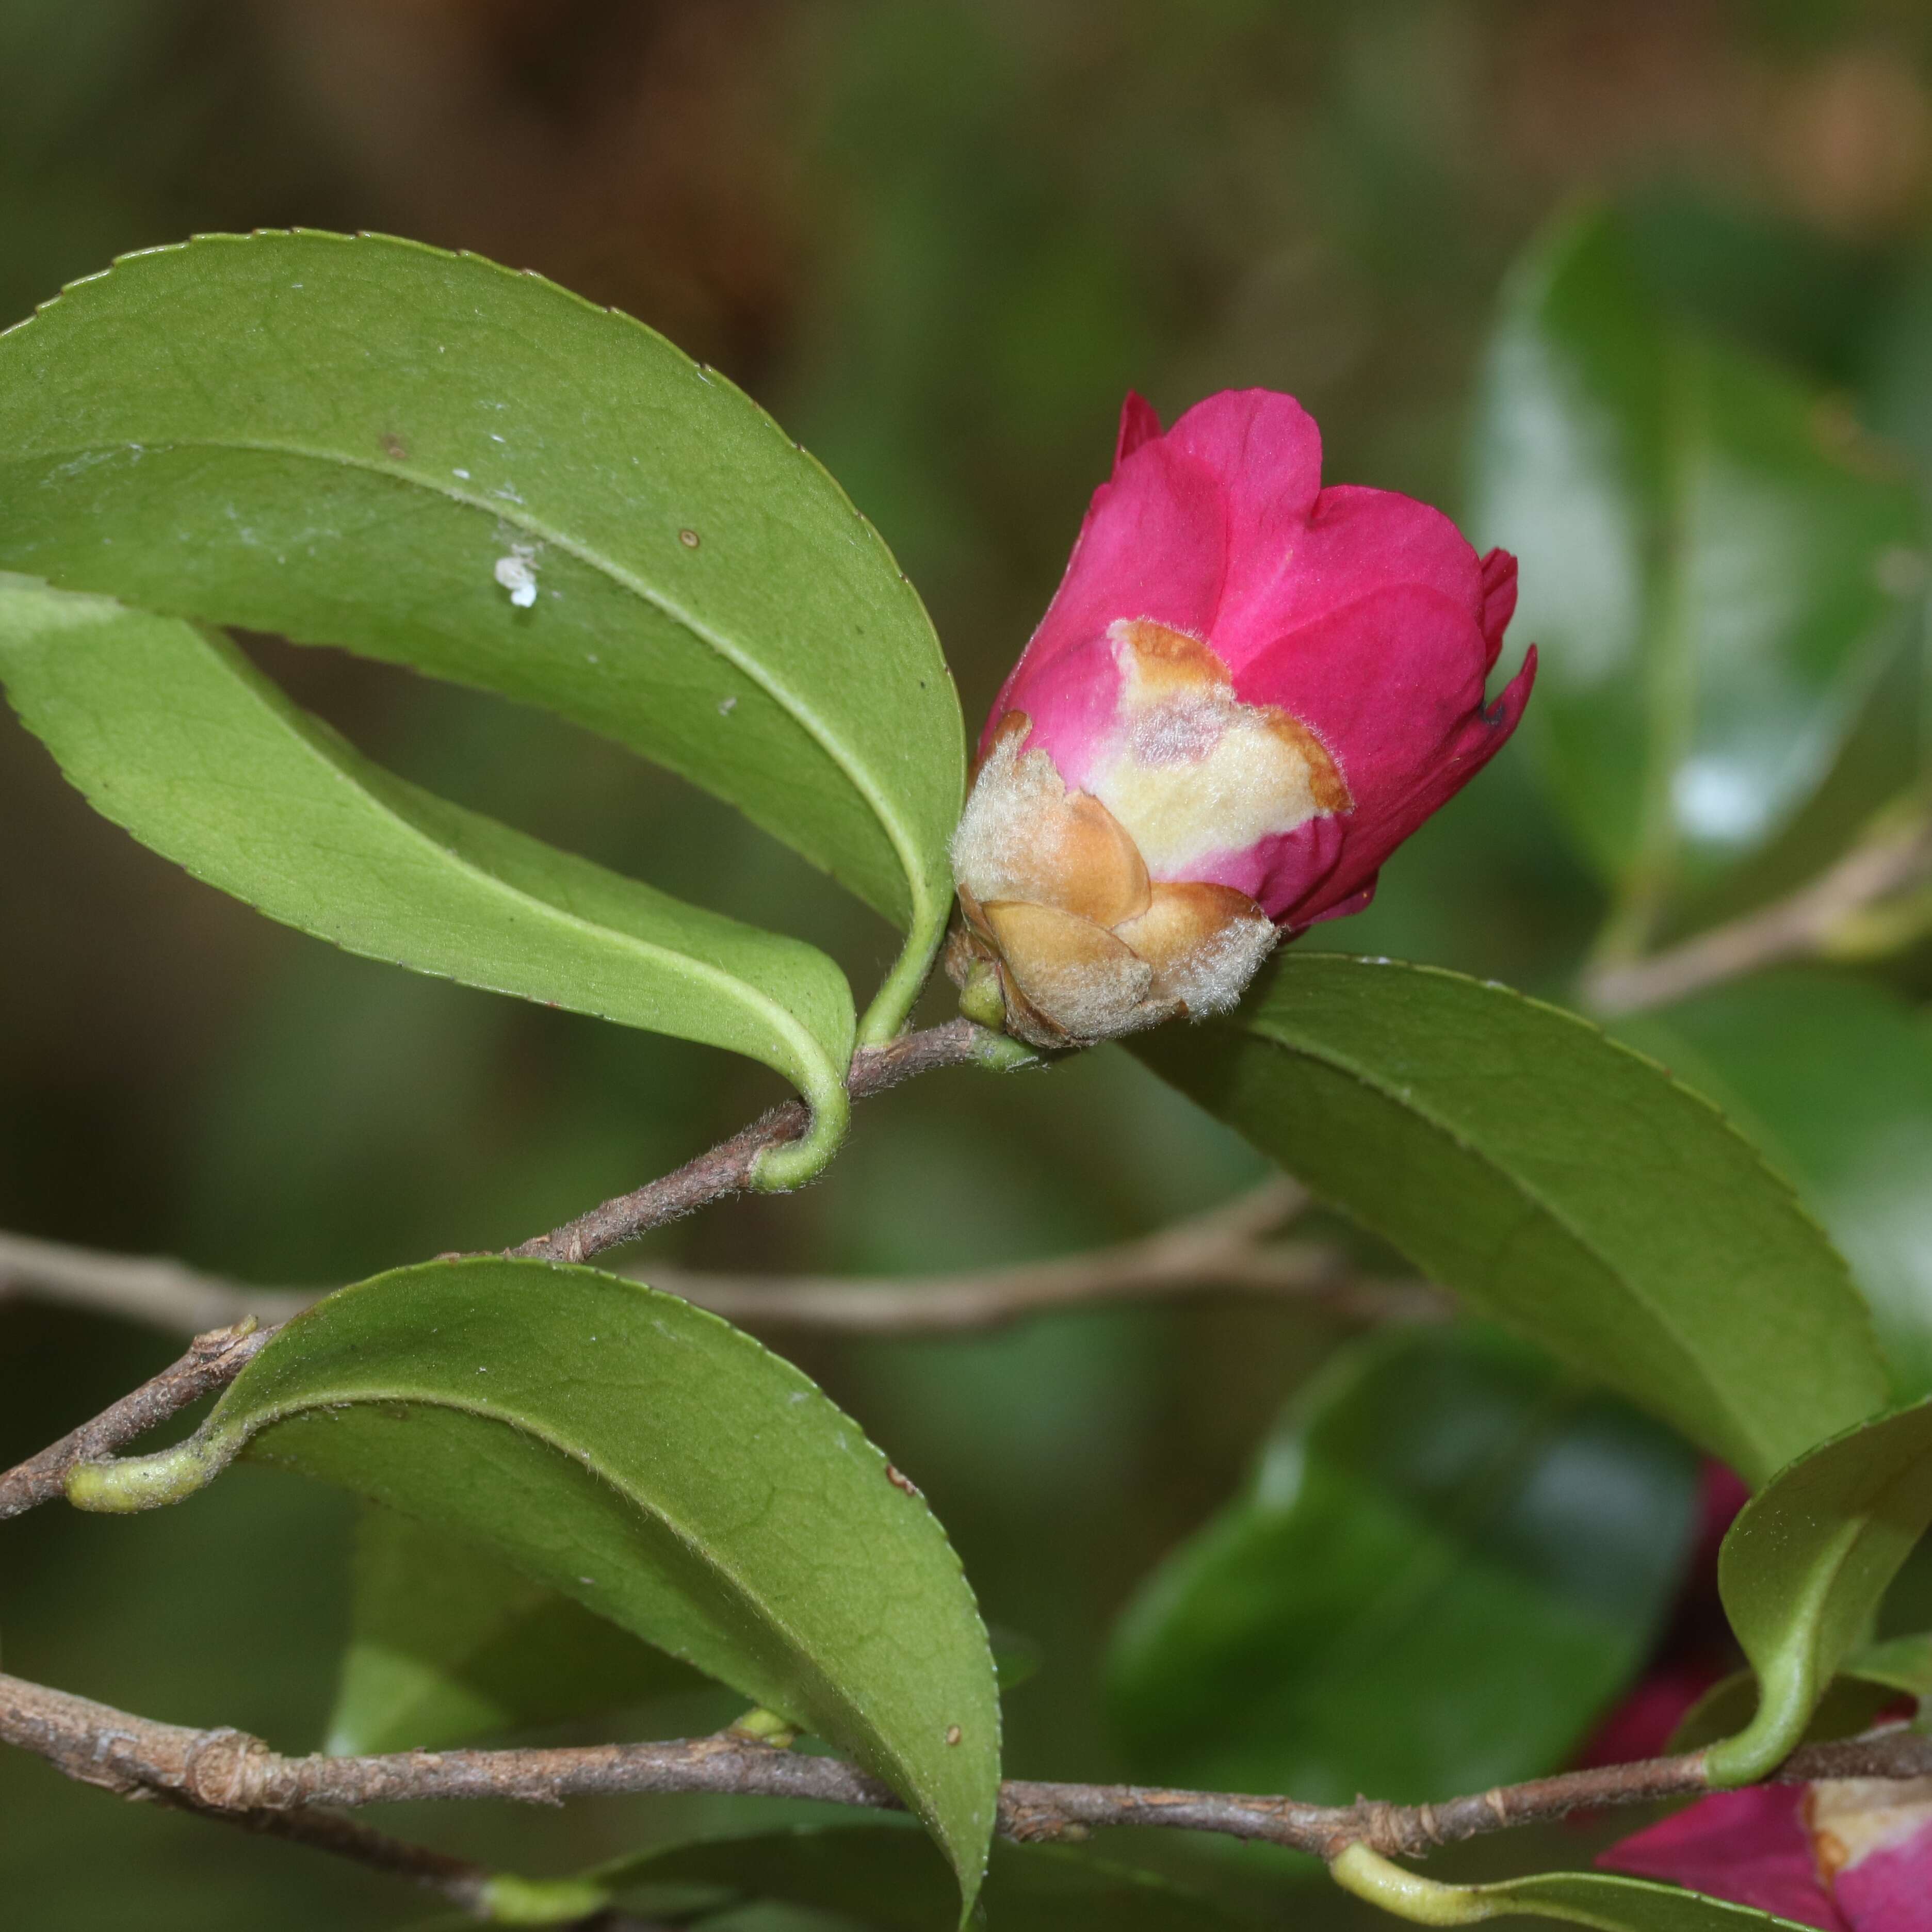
1703,1394,1932,1784
593,1825,1249,1932
1107,1324,1697,1805
0,230,965,1038
1617,972,1932,1402
1845,1628,1932,1697
67,1259,1001,1912
324,1507,706,1757
1333,1844,1819,1932
0,577,853,1179
1470,204,1924,914
1667,1667,1902,1755
1129,954,1888,1487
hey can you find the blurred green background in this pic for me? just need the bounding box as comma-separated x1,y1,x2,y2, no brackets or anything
11,1,1932,1924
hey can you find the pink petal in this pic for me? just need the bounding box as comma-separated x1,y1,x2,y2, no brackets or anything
1210,479,1484,679
1115,391,1163,466
1478,548,1519,673
981,436,1228,759
992,632,1123,794
1600,1788,1848,1931
1835,1820,1932,1932
1227,578,1535,922
1184,810,1349,915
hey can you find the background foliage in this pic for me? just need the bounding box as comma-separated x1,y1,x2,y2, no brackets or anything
14,2,1932,1925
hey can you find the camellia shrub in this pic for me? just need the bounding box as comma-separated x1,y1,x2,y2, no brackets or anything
7,207,1932,1931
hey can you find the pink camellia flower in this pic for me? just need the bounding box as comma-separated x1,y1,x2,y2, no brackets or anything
1600,1774,1932,1932
947,388,1536,1047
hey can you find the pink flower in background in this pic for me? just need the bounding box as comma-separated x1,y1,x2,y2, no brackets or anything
949,387,1536,1047
1602,1787,1847,1930
1601,1777,1932,1932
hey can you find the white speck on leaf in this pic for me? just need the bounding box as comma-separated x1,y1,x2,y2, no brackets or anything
494,550,539,608
718,696,737,716
452,467,471,481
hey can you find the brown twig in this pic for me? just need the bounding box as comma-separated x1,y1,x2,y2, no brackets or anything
0,1178,1439,1345
1583,818,1932,1017
511,1018,1008,1266
6,1669,1932,1875
0,1319,273,1521
0,1021,1028,1520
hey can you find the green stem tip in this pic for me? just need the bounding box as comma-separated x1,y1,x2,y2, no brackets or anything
750,1082,852,1193
478,1873,611,1925
65,1437,230,1513
1329,1845,1493,1927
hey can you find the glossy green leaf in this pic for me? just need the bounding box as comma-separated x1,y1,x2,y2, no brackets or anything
1107,1324,1697,1805
1333,1844,1816,1932
0,577,853,1178
0,230,965,1037
592,1825,1247,1932
1129,954,1888,1487
1618,972,1932,1402
1703,1395,1932,1783
1471,204,1924,908
324,1507,705,1757
68,1259,1000,1911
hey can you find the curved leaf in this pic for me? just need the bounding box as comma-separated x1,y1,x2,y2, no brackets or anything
0,577,853,1175
1333,1844,1818,1932
0,230,965,1037
68,1259,1001,1911
1107,1324,1697,1805
325,1508,706,1757
1617,972,1932,1402
1704,1396,1932,1784
1668,1668,1902,1755
593,1825,1248,1932
1471,204,1924,908
1129,954,1889,1486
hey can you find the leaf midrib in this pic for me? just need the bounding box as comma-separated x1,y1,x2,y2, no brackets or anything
10,432,940,940
1242,1005,1766,1474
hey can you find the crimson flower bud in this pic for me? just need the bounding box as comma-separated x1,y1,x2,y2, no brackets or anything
948,388,1536,1047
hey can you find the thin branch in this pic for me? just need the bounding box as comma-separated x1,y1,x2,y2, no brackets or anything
6,1669,1932,1874
511,1017,1012,1266
0,1179,1441,1349
1583,818,1932,1017
0,1021,1028,1518
637,1179,1442,1333
0,1319,272,1522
